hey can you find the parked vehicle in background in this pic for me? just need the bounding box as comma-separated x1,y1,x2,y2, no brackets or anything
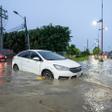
0,49,14,59
0,53,7,62
108,51,112,59
12,49,82,79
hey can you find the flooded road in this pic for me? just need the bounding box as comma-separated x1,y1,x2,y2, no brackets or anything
0,57,112,112
81,57,112,87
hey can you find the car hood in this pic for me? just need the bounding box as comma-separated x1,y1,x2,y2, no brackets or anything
48,59,81,68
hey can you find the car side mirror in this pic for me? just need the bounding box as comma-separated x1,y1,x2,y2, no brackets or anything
33,57,40,61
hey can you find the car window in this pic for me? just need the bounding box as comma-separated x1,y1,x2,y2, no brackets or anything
18,51,30,58
30,51,40,59
38,51,66,60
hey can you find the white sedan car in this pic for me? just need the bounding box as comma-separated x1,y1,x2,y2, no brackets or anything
12,50,82,79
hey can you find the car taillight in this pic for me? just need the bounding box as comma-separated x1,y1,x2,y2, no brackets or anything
0,55,3,58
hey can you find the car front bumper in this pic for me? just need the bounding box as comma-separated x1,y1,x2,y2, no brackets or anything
53,70,83,79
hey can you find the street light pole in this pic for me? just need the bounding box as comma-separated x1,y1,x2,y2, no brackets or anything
24,17,30,49
13,11,30,49
92,0,105,61
101,0,103,54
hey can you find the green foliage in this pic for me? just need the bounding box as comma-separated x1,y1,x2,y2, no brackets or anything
81,49,90,56
65,44,89,62
67,44,81,56
4,24,71,53
71,55,88,62
4,31,26,53
31,24,71,52
93,47,101,55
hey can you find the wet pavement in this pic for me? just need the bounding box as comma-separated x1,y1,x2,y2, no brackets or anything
0,57,112,112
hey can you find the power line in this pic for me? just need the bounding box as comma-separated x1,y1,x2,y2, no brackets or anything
6,24,24,33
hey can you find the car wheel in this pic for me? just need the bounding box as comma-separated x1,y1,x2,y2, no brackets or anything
13,64,19,72
42,70,54,80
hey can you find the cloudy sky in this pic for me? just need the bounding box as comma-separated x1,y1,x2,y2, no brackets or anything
1,0,112,51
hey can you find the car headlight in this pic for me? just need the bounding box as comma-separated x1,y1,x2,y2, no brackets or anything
53,64,69,71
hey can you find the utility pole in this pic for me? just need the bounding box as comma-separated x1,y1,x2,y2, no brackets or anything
87,39,89,50
101,0,103,54
98,38,100,49
97,29,100,49
0,6,8,50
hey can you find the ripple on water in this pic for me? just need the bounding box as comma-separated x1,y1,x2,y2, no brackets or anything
80,59,112,87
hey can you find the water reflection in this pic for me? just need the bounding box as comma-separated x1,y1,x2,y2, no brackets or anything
0,62,12,86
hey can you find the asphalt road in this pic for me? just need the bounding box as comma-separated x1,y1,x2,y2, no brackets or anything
0,58,112,112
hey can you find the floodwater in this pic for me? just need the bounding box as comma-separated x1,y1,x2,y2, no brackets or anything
0,57,112,112
81,57,112,87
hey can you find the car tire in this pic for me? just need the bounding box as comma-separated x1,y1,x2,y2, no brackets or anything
42,70,54,80
13,64,19,72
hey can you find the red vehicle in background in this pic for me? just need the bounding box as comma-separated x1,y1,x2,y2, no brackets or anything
0,49,14,62
0,53,7,62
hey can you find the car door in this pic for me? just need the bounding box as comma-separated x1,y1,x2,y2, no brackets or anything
18,51,31,72
26,51,42,75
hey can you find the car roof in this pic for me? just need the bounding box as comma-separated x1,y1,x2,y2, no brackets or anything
27,49,50,52
17,49,50,55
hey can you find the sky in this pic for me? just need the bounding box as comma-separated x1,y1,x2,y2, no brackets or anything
1,0,112,51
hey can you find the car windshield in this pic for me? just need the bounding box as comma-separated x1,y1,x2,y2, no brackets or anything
38,51,66,60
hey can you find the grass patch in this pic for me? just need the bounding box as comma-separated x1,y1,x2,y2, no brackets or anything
65,55,89,62
72,56,89,62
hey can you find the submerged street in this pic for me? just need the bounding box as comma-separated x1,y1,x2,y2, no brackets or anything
1,0,112,112
0,57,112,112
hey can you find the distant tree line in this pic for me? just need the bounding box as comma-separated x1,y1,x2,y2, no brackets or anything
3,24,92,58
66,44,90,57
66,44,80,56
3,24,71,53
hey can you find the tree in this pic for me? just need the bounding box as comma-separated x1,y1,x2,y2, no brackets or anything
4,24,71,53
67,44,80,56
93,47,101,55
4,31,26,53
32,24,71,52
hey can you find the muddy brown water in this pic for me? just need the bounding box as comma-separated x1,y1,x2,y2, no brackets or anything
0,58,112,112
